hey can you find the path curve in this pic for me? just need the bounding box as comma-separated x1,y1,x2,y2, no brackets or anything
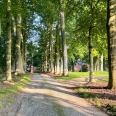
0,74,108,116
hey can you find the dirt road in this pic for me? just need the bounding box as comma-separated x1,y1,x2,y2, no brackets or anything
0,74,108,116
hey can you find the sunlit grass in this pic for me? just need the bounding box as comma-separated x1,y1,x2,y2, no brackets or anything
56,71,108,81
0,73,31,108
93,71,108,76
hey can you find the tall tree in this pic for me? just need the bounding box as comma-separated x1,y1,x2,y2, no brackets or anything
49,23,54,73
6,0,12,81
89,26,94,82
15,13,24,74
107,0,116,89
60,0,68,76
54,23,60,74
15,0,25,74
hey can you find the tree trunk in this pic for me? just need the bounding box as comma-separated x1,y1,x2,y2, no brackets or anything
107,0,116,89
71,60,75,72
89,26,94,82
60,58,63,75
100,54,103,71
49,24,54,73
60,0,68,76
43,55,45,72
54,24,60,74
55,39,60,74
42,51,48,72
94,57,97,72
6,0,12,81
15,14,24,74
22,22,27,72
94,56,100,71
42,63,44,72
12,15,16,71
12,15,16,36
45,50,48,72
97,58,100,71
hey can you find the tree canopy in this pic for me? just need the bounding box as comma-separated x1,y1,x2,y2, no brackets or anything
1,0,116,88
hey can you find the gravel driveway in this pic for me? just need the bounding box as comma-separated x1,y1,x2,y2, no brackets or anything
0,74,108,116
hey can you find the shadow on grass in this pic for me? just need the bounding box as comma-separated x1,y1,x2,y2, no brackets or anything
74,83,116,101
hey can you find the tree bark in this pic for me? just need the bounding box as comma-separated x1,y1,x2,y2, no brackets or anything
96,57,100,71
22,20,27,72
15,14,24,74
49,24,54,73
54,24,60,74
60,0,68,76
60,58,63,75
45,50,48,72
100,54,103,71
107,0,116,89
89,26,94,82
6,0,12,81
71,60,75,72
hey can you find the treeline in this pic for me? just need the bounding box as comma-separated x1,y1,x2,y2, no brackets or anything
0,0,34,80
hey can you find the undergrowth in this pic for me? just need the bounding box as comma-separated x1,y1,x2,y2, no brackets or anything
75,87,116,116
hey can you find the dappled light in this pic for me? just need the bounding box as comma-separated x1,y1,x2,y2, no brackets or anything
0,0,116,115
0,74,107,116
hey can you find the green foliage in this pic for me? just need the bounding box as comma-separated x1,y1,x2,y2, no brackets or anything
0,76,3,83
77,87,86,93
112,105,116,112
83,92,89,98
0,36,6,72
7,99,14,103
0,0,108,79
96,101,101,107
72,0,107,61
75,88,98,99
81,65,88,72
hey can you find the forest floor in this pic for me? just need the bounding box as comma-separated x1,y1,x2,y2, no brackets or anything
45,73,116,116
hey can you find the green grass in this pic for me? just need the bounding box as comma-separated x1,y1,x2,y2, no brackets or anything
75,88,98,98
56,71,108,81
93,71,108,76
0,73,31,108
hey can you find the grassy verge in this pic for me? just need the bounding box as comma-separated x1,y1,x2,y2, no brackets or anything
0,73,31,109
55,71,116,115
75,86,116,116
75,88,100,105
56,71,108,81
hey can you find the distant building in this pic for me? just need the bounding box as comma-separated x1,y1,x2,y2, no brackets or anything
74,63,82,72
74,59,89,72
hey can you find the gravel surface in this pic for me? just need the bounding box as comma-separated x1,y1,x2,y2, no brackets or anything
0,74,108,116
